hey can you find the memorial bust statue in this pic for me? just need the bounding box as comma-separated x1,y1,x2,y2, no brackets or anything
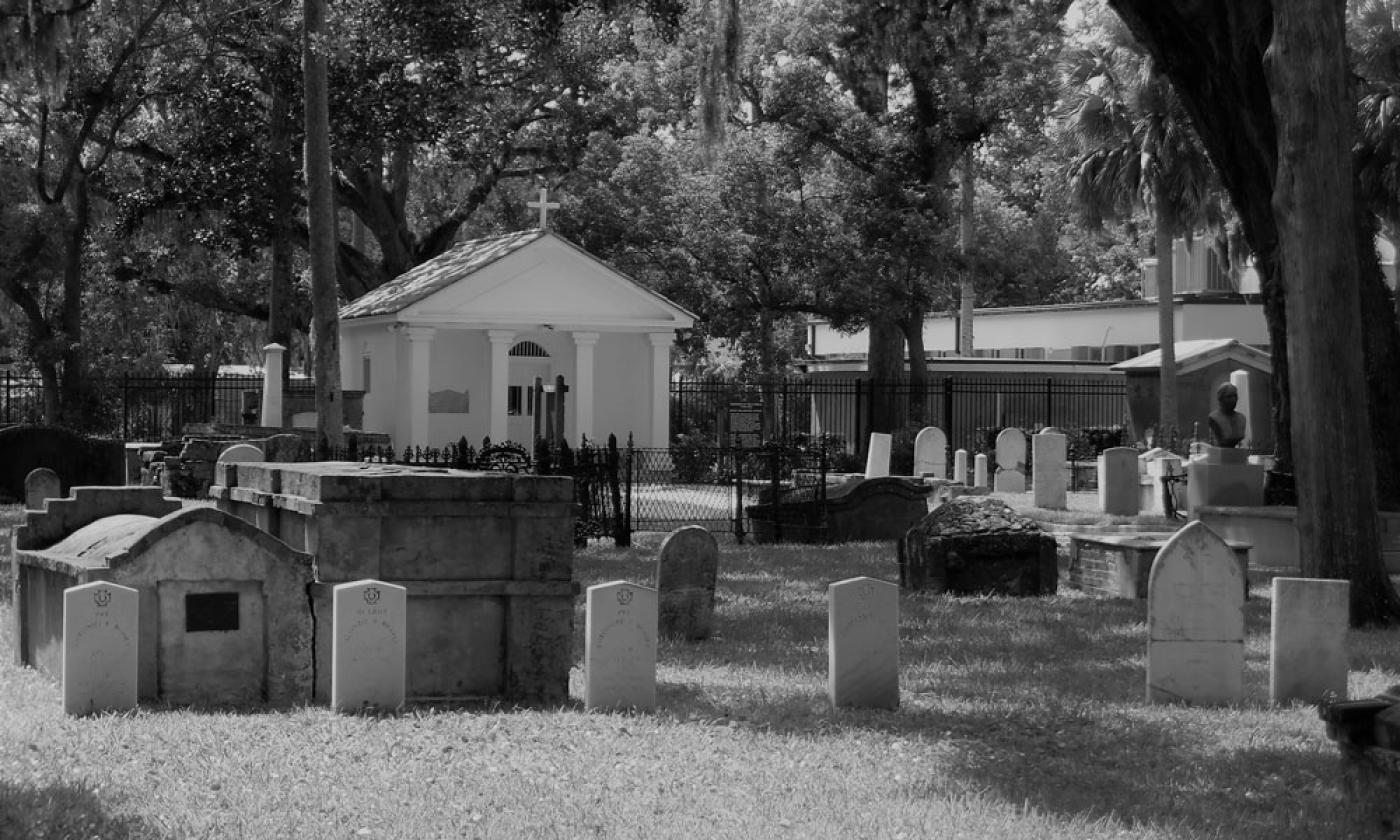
1207,382,1248,448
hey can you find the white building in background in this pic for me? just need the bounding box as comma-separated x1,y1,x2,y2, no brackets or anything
806,236,1396,368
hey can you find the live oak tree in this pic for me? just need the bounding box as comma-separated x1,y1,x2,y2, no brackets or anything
1108,0,1400,625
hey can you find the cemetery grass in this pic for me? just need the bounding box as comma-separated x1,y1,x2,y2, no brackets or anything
3,539,1400,839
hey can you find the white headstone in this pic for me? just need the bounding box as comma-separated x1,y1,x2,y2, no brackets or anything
1032,432,1068,509
331,579,407,713
1229,369,1253,448
828,577,899,709
993,428,1027,493
912,426,948,479
63,581,139,716
217,442,265,464
1270,577,1349,705
1098,447,1140,516
585,581,657,712
865,432,892,479
973,453,989,489
1147,522,1244,705
24,467,61,511
953,449,969,485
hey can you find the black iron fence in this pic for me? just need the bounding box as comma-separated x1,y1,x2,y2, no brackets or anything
673,374,1128,458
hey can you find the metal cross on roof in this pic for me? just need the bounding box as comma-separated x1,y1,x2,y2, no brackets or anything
527,187,560,229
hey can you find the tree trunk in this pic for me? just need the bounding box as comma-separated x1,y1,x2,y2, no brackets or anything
303,0,343,451
901,311,928,426
1154,217,1177,447
958,148,975,356
1269,0,1400,624
866,317,904,436
58,171,88,428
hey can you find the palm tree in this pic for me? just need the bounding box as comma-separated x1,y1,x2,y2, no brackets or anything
1058,25,1224,449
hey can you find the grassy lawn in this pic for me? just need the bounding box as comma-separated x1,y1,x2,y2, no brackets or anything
2,532,1398,839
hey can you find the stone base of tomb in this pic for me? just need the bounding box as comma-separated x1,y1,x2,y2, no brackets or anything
1067,533,1251,600
899,497,1057,596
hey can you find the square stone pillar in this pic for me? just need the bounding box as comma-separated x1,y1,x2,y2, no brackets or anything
401,326,435,450
648,332,672,447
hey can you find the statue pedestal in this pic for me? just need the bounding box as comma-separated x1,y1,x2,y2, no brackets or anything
1187,446,1265,509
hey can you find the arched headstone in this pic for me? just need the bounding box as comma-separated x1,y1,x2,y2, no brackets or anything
912,427,948,479
24,467,61,511
217,443,265,464
63,581,139,716
657,526,719,641
993,428,1027,493
828,577,899,709
1147,522,1244,705
585,581,657,711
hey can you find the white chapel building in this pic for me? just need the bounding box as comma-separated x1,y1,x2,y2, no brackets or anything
338,229,695,450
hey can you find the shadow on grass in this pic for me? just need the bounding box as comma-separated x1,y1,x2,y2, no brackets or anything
0,780,165,840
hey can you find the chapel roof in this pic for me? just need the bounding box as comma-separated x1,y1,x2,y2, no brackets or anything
340,230,545,320
1109,338,1272,375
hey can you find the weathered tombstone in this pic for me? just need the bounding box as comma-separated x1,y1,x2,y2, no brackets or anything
331,579,407,713
828,577,899,709
217,442,265,464
1032,431,1067,509
24,467,61,511
993,428,1027,493
1270,577,1349,705
263,433,308,463
912,427,948,479
585,581,657,712
1147,521,1244,705
1098,447,1140,516
953,449,969,485
865,432,892,479
657,526,719,641
973,453,989,489
63,581,139,716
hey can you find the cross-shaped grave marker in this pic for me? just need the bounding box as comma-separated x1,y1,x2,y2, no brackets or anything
527,186,560,229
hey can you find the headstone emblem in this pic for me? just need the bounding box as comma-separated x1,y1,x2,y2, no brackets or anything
617,588,634,606
93,589,111,608
363,587,381,606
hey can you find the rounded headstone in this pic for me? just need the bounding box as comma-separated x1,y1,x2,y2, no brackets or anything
217,443,265,464
24,467,61,511
657,525,719,641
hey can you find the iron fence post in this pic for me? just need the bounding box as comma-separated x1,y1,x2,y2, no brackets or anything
622,433,633,547
733,445,746,544
942,376,954,471
1045,376,1054,429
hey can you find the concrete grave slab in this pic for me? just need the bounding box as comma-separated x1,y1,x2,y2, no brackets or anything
585,581,657,712
828,576,899,709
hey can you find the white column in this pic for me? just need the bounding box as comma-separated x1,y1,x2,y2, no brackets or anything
260,343,286,428
573,331,600,444
648,332,672,447
488,330,516,444
403,326,435,450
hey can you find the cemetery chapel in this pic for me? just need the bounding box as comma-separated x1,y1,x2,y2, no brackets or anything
338,191,695,450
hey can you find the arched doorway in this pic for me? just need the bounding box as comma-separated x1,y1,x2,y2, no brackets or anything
507,340,550,444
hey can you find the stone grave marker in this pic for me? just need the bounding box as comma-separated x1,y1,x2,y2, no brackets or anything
993,428,1027,493
24,467,61,511
912,426,948,479
828,577,899,709
865,432,892,479
973,453,989,489
953,449,969,485
63,581,139,716
585,581,657,712
217,442,265,464
1098,447,1140,516
1270,577,1349,705
331,579,407,713
1032,431,1067,509
1147,521,1244,705
657,525,719,641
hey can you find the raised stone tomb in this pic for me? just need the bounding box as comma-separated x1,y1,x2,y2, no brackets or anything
1068,532,1251,600
746,476,931,544
211,461,575,704
899,497,1057,596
